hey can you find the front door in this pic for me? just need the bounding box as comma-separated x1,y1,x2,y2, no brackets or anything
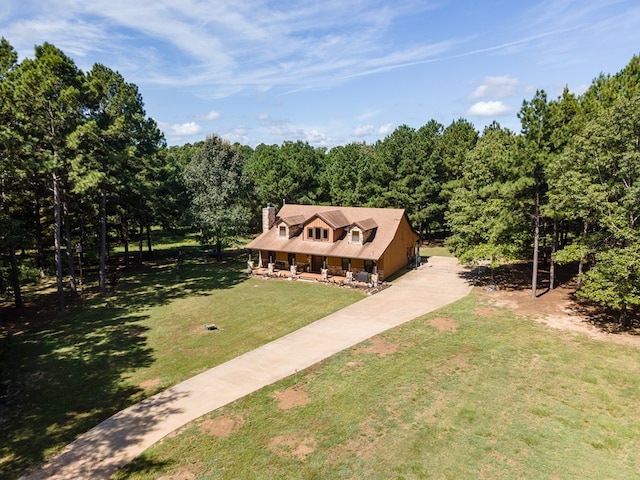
312,255,322,273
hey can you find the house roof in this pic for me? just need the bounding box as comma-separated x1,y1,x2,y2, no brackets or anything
278,214,306,226
313,210,350,229
246,204,419,261
352,218,377,231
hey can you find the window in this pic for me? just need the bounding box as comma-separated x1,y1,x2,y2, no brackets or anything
315,227,321,239
279,225,287,238
323,229,329,240
342,258,350,271
308,227,313,239
351,230,360,243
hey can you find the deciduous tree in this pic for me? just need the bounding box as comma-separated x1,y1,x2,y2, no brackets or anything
183,135,251,258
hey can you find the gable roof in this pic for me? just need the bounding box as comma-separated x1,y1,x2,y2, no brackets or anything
246,204,419,261
278,214,306,226
351,218,377,231
312,210,350,229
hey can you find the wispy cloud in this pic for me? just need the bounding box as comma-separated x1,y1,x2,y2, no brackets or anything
3,0,452,96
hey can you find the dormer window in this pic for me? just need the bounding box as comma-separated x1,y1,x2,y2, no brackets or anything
279,225,287,238
350,228,361,245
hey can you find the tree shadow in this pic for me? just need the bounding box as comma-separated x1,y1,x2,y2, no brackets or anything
19,388,188,480
0,249,249,480
458,261,640,335
566,294,640,336
0,305,153,480
458,261,577,293
82,248,249,313
458,261,533,291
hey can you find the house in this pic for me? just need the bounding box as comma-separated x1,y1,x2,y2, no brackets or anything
246,204,420,280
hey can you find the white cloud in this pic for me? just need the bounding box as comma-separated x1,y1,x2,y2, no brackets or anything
352,124,375,136
378,123,395,136
467,101,511,116
162,121,202,136
303,129,330,146
469,75,519,99
257,113,270,121
223,127,249,145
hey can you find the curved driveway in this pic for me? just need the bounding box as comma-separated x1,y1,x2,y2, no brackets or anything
22,257,471,480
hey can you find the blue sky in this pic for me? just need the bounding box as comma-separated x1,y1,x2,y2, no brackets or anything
2,1,640,147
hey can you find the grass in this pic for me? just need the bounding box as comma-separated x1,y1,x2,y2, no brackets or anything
114,291,640,480
420,244,454,258
0,250,364,480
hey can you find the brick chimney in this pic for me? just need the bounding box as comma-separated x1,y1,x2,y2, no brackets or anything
262,205,276,233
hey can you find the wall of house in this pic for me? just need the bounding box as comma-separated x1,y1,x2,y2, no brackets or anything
381,215,420,277
304,218,337,242
351,258,365,272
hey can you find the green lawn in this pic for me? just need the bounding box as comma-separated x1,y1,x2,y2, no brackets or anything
115,291,640,480
0,253,364,480
420,245,454,258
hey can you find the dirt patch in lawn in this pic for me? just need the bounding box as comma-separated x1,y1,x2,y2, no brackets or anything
139,378,161,390
158,466,197,480
199,414,244,438
274,385,311,410
427,317,458,332
353,337,401,356
268,433,317,460
484,284,640,347
474,307,500,318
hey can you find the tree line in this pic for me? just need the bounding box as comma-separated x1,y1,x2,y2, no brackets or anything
0,39,166,312
1,37,638,325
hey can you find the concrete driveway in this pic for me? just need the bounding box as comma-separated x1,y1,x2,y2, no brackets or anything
21,256,472,480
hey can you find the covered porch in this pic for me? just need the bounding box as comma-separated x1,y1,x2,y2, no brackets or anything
248,250,384,282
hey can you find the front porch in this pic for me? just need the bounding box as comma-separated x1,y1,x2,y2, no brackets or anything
248,265,389,293
250,251,384,282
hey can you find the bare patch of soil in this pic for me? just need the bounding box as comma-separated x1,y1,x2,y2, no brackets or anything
345,359,364,368
158,466,197,480
268,433,317,460
353,337,401,356
427,317,458,332
274,386,311,410
199,414,244,438
484,284,640,347
474,307,499,318
139,378,160,390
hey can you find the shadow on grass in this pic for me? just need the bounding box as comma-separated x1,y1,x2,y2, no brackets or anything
459,260,640,334
566,295,640,336
0,306,153,480
112,456,175,480
458,261,577,292
104,251,247,312
0,250,248,480
20,388,188,480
